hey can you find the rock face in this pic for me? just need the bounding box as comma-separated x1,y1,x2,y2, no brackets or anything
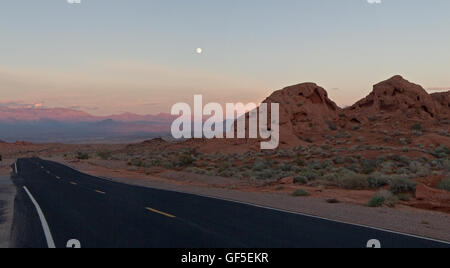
414,183,450,213
431,91,450,118
261,83,341,145
346,75,442,123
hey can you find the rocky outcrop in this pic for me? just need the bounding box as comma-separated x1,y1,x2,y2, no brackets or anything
261,83,341,145
346,75,441,122
431,91,450,118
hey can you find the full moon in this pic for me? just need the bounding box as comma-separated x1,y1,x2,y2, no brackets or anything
196,48,203,54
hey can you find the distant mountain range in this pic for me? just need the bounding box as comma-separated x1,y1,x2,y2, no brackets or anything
0,107,175,143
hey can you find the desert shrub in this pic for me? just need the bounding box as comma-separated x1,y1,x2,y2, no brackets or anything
335,132,352,139
412,130,423,136
390,155,410,166
438,178,450,191
295,155,307,167
389,177,417,194
345,163,362,174
252,158,270,171
443,159,450,173
439,130,450,137
352,125,361,131
298,168,320,181
408,161,431,177
361,159,377,174
326,121,338,131
333,156,346,165
367,173,390,188
252,169,278,180
397,193,412,201
322,172,339,183
181,155,196,166
76,152,89,160
292,189,310,197
338,173,369,190
218,169,236,177
307,160,322,170
186,167,206,175
411,123,423,131
97,151,112,160
293,176,309,184
368,194,386,207
278,161,293,172
128,158,144,167
433,145,450,158
162,160,174,169
368,190,398,207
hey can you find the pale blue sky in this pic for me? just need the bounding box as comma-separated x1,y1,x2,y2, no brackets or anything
0,0,449,115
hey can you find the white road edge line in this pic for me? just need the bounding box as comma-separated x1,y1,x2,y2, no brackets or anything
23,186,56,248
43,158,450,245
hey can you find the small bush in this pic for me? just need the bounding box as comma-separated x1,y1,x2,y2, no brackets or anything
252,158,270,171
298,168,320,181
389,177,417,194
367,173,390,188
368,190,398,207
438,178,450,191
333,156,346,165
128,158,144,167
338,173,369,190
76,152,89,160
293,176,309,184
397,193,412,202
292,189,310,197
411,123,423,131
326,121,338,131
178,154,195,167
368,194,386,208
433,145,450,158
97,151,112,160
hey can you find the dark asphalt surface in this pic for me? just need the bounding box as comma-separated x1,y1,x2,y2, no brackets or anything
10,158,450,248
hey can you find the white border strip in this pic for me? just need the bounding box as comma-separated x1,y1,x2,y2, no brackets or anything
23,186,56,248
42,158,450,246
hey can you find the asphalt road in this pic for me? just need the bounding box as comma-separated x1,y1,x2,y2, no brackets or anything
9,158,450,248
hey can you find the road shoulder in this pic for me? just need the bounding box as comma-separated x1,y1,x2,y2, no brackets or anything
0,175,16,248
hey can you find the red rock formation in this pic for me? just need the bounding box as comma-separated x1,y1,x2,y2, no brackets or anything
413,183,450,213
197,75,449,151
346,75,441,123
431,91,450,118
261,83,341,145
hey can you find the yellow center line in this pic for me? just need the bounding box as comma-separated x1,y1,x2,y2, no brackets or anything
145,207,176,218
55,176,61,180
70,181,77,186
95,190,106,195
